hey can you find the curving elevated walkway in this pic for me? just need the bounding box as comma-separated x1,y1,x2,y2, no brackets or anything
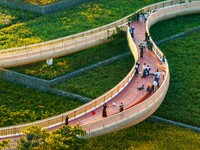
66,22,164,127
0,0,200,143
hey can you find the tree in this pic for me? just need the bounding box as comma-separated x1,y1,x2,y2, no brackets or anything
0,140,10,149
16,125,87,150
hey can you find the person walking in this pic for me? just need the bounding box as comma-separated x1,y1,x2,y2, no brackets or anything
139,14,143,23
65,116,69,125
119,102,124,112
142,63,146,78
130,27,134,38
146,64,151,76
142,40,147,51
135,64,139,75
162,55,165,67
136,12,139,22
140,44,143,58
153,80,158,91
102,103,107,117
162,70,165,80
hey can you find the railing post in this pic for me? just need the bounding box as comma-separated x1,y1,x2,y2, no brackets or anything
74,111,76,118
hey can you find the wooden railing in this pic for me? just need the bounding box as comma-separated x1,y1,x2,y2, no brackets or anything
1,0,199,138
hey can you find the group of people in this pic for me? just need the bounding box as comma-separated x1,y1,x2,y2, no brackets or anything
136,12,149,23
102,102,124,118
142,63,151,78
137,67,166,94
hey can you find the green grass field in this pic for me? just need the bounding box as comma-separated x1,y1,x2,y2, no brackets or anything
55,56,134,99
154,31,200,126
150,14,200,126
0,79,83,127
149,14,200,41
81,122,200,150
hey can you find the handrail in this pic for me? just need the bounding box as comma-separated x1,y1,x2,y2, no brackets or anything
1,0,199,138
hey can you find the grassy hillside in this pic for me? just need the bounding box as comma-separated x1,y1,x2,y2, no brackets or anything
0,79,83,127
150,14,200,41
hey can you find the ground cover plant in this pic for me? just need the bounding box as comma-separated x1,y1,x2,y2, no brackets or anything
24,0,62,5
153,31,200,127
81,122,200,150
0,5,39,29
149,13,200,41
55,56,134,99
0,78,83,127
10,34,130,80
0,0,163,50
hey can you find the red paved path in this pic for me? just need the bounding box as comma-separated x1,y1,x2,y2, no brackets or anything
61,21,165,127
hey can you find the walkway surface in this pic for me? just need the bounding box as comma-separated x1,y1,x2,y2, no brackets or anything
52,20,165,129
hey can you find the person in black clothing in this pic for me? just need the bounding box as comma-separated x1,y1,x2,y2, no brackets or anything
102,103,107,117
139,44,143,58
65,116,69,125
119,102,124,112
136,12,139,22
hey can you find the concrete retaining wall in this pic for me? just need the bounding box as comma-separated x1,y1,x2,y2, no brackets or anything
0,69,49,90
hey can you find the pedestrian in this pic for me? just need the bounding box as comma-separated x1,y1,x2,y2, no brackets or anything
119,102,124,112
132,26,135,38
137,61,140,68
144,13,148,22
102,103,107,117
153,80,158,91
136,12,139,22
155,69,160,84
162,70,165,80
130,27,134,38
142,63,146,78
146,84,152,94
139,14,143,23
135,64,139,75
140,44,143,58
142,40,147,51
162,55,165,67
146,65,151,76
65,116,69,125
145,31,148,41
